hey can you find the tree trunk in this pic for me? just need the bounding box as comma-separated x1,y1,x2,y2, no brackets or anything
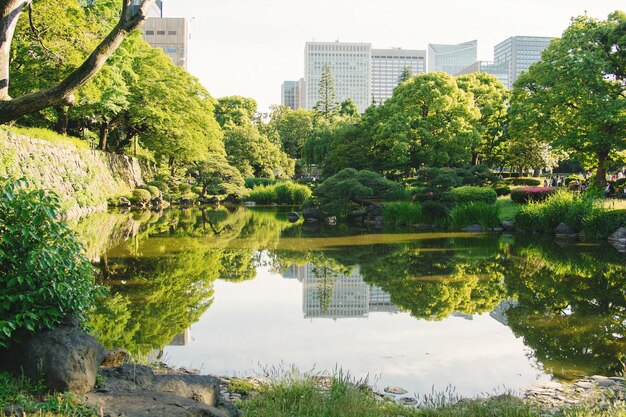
99,121,110,151
595,150,609,187
471,152,480,166
0,0,156,124
169,156,176,177
54,106,68,134
0,0,29,100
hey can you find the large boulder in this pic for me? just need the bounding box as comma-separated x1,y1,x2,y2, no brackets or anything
608,228,626,244
286,212,301,222
118,196,132,207
501,220,515,232
15,319,106,393
462,224,484,233
554,223,577,238
302,207,324,222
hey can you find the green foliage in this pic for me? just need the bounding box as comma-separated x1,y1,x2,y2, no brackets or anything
187,158,248,198
583,209,626,239
0,180,103,348
247,182,312,205
496,197,520,222
515,190,596,233
0,372,98,417
131,189,152,204
245,178,280,189
493,184,511,196
420,200,450,224
449,203,501,229
178,184,192,194
265,106,315,160
147,180,169,194
145,186,161,198
510,187,557,204
314,169,403,217
446,186,497,206
382,202,423,226
564,174,586,185
503,177,541,186
314,64,340,117
1,126,90,149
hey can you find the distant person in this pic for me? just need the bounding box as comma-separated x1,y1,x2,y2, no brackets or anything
551,177,558,187
543,179,548,188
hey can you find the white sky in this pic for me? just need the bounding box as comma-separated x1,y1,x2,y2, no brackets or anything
165,0,625,112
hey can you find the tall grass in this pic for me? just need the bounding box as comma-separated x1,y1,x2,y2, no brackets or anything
247,182,312,205
382,202,423,226
2,125,91,150
515,189,596,234
449,202,500,229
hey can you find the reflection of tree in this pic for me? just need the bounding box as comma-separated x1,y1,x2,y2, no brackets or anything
504,240,626,379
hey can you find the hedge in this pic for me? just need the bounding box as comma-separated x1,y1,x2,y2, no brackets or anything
503,177,541,186
510,187,557,204
446,186,497,206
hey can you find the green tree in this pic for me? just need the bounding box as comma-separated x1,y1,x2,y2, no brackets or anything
456,72,509,166
187,157,247,198
398,66,413,83
313,64,339,118
510,11,626,186
339,98,359,118
265,106,315,159
365,72,481,177
214,96,258,128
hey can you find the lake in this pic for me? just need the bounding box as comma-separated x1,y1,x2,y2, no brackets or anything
74,207,626,398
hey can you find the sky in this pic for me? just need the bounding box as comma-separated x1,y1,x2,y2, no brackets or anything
164,0,625,113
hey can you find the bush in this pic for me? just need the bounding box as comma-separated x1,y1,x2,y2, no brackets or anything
421,200,450,224
245,178,280,189
247,182,312,205
564,174,585,185
146,185,161,198
147,180,170,194
131,189,152,204
503,177,541,186
583,209,626,239
191,186,203,195
446,186,497,206
510,187,557,204
178,183,192,194
450,202,501,229
493,184,511,196
0,180,104,348
382,202,423,226
515,189,596,233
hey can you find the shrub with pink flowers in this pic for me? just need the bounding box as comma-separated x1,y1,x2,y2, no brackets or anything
510,187,557,204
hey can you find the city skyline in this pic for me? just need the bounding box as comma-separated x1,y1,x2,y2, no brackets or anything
164,0,624,112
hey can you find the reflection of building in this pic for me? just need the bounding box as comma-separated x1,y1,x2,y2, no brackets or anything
372,48,426,104
427,40,477,75
494,36,553,88
489,300,518,326
284,264,398,319
168,328,191,346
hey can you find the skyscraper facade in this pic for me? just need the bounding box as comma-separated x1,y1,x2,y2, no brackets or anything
455,60,510,88
142,17,188,69
304,42,372,113
427,40,477,75
493,36,553,88
281,81,299,109
132,0,163,17
371,48,426,104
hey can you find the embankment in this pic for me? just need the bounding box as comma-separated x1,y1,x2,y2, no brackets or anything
0,129,146,219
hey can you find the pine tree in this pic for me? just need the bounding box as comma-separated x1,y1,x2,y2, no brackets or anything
398,66,414,83
313,64,339,118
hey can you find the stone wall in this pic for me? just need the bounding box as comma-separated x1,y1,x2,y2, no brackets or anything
0,130,146,219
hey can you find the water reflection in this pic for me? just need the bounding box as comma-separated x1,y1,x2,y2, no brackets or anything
74,207,626,390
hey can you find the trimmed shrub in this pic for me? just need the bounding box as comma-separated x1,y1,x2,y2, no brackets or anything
191,186,203,195
564,174,585,185
245,178,280,189
493,184,511,196
583,209,626,239
382,202,423,226
503,177,541,186
146,185,161,198
131,189,152,204
510,187,557,204
450,202,501,229
147,180,170,194
515,190,596,233
421,200,449,224
446,186,497,206
178,183,192,194
0,180,104,347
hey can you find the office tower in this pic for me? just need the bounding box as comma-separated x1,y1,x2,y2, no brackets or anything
142,17,188,69
494,36,553,88
371,48,426,104
297,78,306,109
281,81,299,109
455,60,510,88
427,40,478,75
304,42,372,113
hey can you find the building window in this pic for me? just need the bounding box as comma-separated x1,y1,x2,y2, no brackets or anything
168,31,177,35
157,30,166,35
145,30,154,35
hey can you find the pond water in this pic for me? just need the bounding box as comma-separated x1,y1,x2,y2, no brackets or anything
74,207,626,398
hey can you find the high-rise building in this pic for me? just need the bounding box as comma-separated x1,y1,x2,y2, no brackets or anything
494,36,553,88
132,0,163,17
371,48,426,104
297,78,306,109
142,17,188,69
427,40,477,75
455,60,510,88
304,42,372,113
281,81,299,109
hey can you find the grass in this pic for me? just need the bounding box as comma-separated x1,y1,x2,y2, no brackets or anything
449,202,500,229
0,372,98,416
1,125,92,150
247,182,312,205
603,199,626,211
382,201,423,226
497,196,520,221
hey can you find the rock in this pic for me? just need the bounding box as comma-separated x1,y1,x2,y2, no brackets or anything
501,220,515,232
204,196,221,205
17,320,106,393
286,212,301,222
179,198,193,206
374,216,385,227
150,196,163,209
2,405,24,417
574,381,593,390
384,385,408,395
302,208,324,222
118,197,131,207
102,364,155,389
462,224,484,233
554,223,577,237
608,228,626,244
101,349,130,368
242,201,256,207
398,397,418,406
153,374,219,406
326,216,337,226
